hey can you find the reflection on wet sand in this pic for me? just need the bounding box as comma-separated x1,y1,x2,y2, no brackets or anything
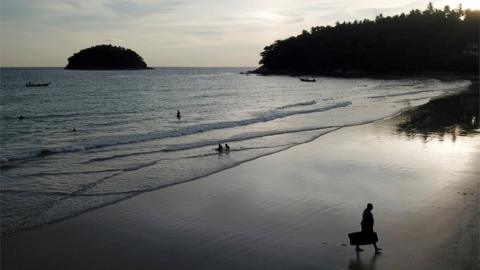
397,83,479,142
348,251,380,270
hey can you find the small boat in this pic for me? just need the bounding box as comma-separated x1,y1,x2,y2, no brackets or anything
299,78,316,82
26,82,50,87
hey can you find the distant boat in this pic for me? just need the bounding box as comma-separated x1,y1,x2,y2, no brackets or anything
26,82,50,87
299,78,316,82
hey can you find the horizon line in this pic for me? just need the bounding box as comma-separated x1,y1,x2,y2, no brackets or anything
0,66,257,69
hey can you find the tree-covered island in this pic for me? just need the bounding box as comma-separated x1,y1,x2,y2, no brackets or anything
65,45,151,70
255,3,479,76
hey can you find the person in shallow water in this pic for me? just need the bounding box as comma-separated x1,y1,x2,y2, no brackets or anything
176,110,181,119
215,144,223,152
225,144,230,151
357,203,382,252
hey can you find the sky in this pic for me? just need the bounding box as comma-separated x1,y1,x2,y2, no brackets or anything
1,0,478,67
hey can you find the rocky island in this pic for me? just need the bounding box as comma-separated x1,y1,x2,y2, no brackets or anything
65,45,151,70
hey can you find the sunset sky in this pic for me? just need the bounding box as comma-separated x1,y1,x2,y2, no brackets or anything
1,0,478,67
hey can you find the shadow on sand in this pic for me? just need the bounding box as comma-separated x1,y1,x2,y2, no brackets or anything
348,251,380,270
396,82,479,142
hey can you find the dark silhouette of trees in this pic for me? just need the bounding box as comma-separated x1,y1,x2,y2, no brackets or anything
65,44,149,70
258,3,479,75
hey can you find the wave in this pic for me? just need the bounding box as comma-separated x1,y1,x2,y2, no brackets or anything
85,127,336,163
275,100,316,109
0,189,139,197
162,126,339,152
21,168,123,177
367,89,440,99
0,141,313,202
368,81,471,99
0,110,145,122
89,114,396,164
0,101,351,164
12,144,297,180
2,145,297,197
1,113,401,235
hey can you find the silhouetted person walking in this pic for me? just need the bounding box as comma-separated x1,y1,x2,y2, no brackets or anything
357,203,381,252
215,144,223,152
176,110,181,119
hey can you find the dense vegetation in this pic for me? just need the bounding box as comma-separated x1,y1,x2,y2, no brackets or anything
65,45,149,70
257,3,479,75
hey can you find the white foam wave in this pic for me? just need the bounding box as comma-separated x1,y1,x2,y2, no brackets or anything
1,101,351,163
276,100,316,109
368,89,440,99
162,127,338,152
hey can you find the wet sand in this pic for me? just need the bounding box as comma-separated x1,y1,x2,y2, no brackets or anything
2,89,479,270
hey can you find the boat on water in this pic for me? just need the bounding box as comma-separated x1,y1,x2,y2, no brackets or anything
26,82,50,87
299,78,316,82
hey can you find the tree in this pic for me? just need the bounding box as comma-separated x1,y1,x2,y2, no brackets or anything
257,3,479,74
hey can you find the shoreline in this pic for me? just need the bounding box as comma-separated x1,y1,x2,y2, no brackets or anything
2,83,479,269
247,66,479,81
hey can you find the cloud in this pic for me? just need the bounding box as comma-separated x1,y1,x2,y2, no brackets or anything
59,0,82,9
353,0,427,18
104,37,125,43
105,0,184,16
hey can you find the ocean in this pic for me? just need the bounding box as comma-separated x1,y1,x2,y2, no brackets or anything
0,67,471,235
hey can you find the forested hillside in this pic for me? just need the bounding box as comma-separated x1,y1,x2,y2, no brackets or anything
257,3,479,75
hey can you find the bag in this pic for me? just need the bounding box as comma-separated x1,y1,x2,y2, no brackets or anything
348,231,378,245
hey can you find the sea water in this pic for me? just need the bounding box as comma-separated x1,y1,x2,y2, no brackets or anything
0,67,471,234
